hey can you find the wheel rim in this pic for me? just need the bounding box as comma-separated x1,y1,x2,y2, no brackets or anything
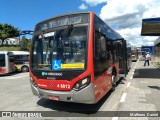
112,75,116,86
22,67,28,72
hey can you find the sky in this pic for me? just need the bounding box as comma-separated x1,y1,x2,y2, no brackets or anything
0,0,160,47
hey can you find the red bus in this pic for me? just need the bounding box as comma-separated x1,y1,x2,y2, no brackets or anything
0,51,15,74
30,11,128,104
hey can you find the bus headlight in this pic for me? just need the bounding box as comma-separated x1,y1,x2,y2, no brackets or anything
30,76,37,87
73,76,91,91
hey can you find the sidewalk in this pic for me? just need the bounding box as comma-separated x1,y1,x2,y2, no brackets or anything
119,60,160,119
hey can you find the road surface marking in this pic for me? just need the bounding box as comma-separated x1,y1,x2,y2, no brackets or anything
127,82,131,87
112,117,118,120
120,93,127,102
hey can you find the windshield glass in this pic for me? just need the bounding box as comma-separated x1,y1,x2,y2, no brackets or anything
31,26,88,71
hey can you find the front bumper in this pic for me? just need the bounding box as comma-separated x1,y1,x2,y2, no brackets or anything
30,82,96,104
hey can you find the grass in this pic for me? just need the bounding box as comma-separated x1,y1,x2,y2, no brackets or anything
156,62,160,68
0,46,21,51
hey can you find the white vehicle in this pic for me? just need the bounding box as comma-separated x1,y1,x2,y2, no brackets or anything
0,51,15,74
11,51,29,72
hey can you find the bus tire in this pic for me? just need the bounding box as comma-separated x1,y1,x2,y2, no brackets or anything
21,66,29,72
111,74,116,92
14,66,18,72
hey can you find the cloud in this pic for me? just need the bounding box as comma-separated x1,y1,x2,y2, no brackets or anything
79,3,88,10
82,0,107,6
99,0,160,46
100,0,155,19
116,27,158,47
100,0,154,28
130,39,155,47
117,27,141,41
143,7,160,18
143,36,158,41
106,12,142,29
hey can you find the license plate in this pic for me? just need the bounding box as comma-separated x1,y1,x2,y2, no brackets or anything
48,95,59,101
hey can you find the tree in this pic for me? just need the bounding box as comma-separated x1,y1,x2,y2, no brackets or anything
20,36,32,51
0,23,20,46
26,39,32,51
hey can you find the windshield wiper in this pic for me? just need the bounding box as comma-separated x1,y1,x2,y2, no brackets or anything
58,24,73,49
56,25,73,62
61,24,73,39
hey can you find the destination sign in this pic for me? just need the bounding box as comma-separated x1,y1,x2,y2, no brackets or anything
35,13,89,31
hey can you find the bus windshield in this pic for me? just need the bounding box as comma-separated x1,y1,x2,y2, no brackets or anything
31,26,88,71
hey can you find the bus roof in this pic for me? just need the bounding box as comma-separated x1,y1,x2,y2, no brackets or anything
0,51,13,54
11,51,29,55
34,11,123,40
36,11,92,26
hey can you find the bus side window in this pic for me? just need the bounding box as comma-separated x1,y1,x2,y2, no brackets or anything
94,30,110,78
99,36,107,59
115,42,120,58
95,30,107,60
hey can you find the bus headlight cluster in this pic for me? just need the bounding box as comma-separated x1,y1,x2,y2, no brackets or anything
30,76,37,87
73,76,90,91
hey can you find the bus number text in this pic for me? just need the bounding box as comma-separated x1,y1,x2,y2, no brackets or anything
57,84,70,89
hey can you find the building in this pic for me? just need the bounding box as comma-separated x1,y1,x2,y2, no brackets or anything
154,37,160,55
0,38,19,45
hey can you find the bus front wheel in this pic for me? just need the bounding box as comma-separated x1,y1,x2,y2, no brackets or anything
21,66,29,72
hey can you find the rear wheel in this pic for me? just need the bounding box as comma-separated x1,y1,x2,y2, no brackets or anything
111,74,116,91
14,66,18,72
21,66,29,72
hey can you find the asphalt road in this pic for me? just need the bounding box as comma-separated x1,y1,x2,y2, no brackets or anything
0,60,160,120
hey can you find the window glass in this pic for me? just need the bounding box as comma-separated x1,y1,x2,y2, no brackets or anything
31,26,88,70
0,54,5,67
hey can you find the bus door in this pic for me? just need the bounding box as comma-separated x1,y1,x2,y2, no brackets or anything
7,52,15,73
121,40,128,76
115,40,128,76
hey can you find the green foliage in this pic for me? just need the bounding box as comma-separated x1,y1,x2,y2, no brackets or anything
156,62,160,68
0,46,21,51
20,36,31,51
0,23,20,45
26,39,32,51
